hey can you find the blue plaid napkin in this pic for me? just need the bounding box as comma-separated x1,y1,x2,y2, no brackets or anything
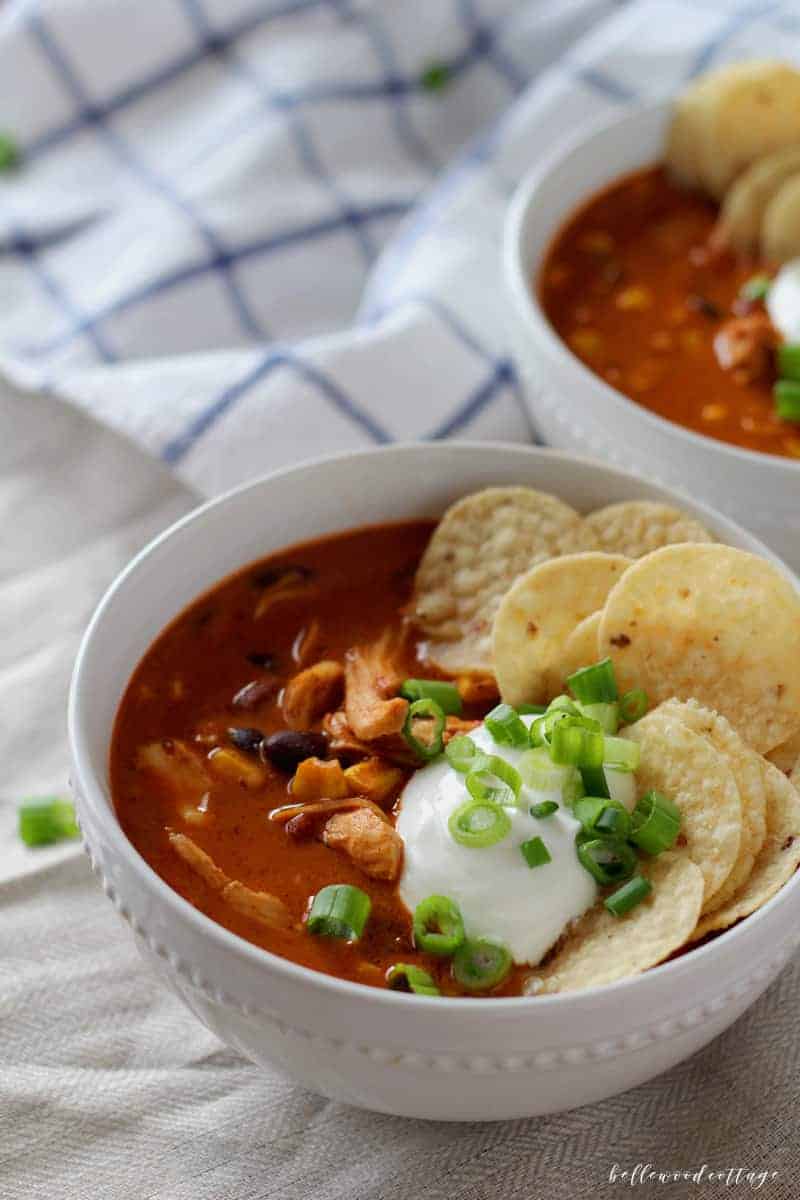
0,0,788,496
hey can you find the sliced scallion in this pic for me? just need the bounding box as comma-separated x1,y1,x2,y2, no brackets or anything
448,797,511,848
517,703,547,716
604,875,652,916
619,687,648,724
518,748,584,803
412,894,465,956
602,735,641,772
566,658,618,704
485,702,529,748
580,764,610,798
444,734,479,774
18,797,79,847
577,700,619,734
452,937,512,991
530,799,559,818
465,754,521,806
779,343,800,383
739,274,771,302
576,836,637,885
630,790,681,855
400,678,462,715
774,379,800,423
550,720,605,768
520,835,551,868
402,697,446,761
306,884,371,940
386,963,440,995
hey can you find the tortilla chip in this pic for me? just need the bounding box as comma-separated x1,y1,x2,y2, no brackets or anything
657,699,766,914
693,760,800,939
584,501,713,559
599,543,800,754
624,708,742,909
413,488,597,672
763,173,800,263
665,72,720,190
493,553,630,705
525,853,704,995
560,611,603,686
766,728,800,775
719,146,800,253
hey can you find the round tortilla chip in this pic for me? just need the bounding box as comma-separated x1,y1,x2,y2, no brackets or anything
763,173,800,263
413,488,597,673
701,61,800,200
493,553,630,706
693,760,800,940
665,72,721,190
598,543,800,754
525,853,704,995
657,699,766,914
584,501,714,559
767,728,800,775
719,146,800,253
560,611,603,685
624,708,742,908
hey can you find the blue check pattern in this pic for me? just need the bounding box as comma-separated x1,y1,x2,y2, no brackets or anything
0,0,791,494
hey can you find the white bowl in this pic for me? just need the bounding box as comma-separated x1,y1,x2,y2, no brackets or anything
504,101,800,570
69,443,800,1121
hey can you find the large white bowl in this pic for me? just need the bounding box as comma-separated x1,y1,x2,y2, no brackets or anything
69,443,800,1121
504,101,800,570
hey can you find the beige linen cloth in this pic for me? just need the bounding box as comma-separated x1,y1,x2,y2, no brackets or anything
2,385,800,1200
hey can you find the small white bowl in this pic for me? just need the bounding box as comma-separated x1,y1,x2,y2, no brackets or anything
69,443,800,1121
504,101,800,570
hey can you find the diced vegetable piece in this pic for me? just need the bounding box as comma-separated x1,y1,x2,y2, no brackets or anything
306,884,371,940
520,836,551,868
413,894,465,956
402,698,446,761
400,679,462,715
604,875,652,916
566,658,618,703
386,963,440,995
452,938,512,991
448,797,511,849
18,797,79,847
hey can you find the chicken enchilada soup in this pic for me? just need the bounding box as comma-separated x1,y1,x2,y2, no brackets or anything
111,487,800,997
540,60,800,460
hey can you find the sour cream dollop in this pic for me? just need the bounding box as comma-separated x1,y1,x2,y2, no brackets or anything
767,259,800,342
397,719,634,966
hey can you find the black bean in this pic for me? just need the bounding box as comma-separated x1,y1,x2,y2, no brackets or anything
228,726,265,755
260,730,327,773
246,651,275,669
686,294,721,320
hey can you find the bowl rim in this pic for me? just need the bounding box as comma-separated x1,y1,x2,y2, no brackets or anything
503,98,800,476
68,441,800,1014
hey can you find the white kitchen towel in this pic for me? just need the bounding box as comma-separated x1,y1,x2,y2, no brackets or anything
0,0,790,495
4,3,800,1198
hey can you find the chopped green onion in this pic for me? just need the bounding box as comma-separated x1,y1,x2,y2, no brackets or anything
307,884,371,940
619,688,648,724
444,734,479,773
529,716,547,747
778,343,800,384
519,748,584,803
448,797,511,848
0,133,20,172
400,678,462,715
576,837,637,885
740,274,771,302
402,697,446,761
580,764,609,798
412,894,465,956
566,658,618,704
594,802,631,840
529,799,559,819
386,963,440,995
604,875,652,916
602,735,641,772
573,795,608,831
774,379,800,423
517,703,547,715
465,754,521,806
18,797,79,847
550,720,605,768
452,937,512,991
420,60,451,92
546,694,580,716
577,700,619,733
630,790,681,855
520,835,551,868
485,702,529,748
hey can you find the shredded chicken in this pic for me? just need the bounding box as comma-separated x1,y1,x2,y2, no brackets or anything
290,756,350,801
344,631,409,740
713,312,779,385
169,832,293,930
282,659,344,730
137,740,210,799
322,807,404,881
322,710,418,766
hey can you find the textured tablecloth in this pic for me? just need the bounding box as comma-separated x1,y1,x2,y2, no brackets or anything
3,1,800,1196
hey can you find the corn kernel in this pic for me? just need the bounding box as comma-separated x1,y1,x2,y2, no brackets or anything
615,285,652,312
701,403,728,422
568,329,603,358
